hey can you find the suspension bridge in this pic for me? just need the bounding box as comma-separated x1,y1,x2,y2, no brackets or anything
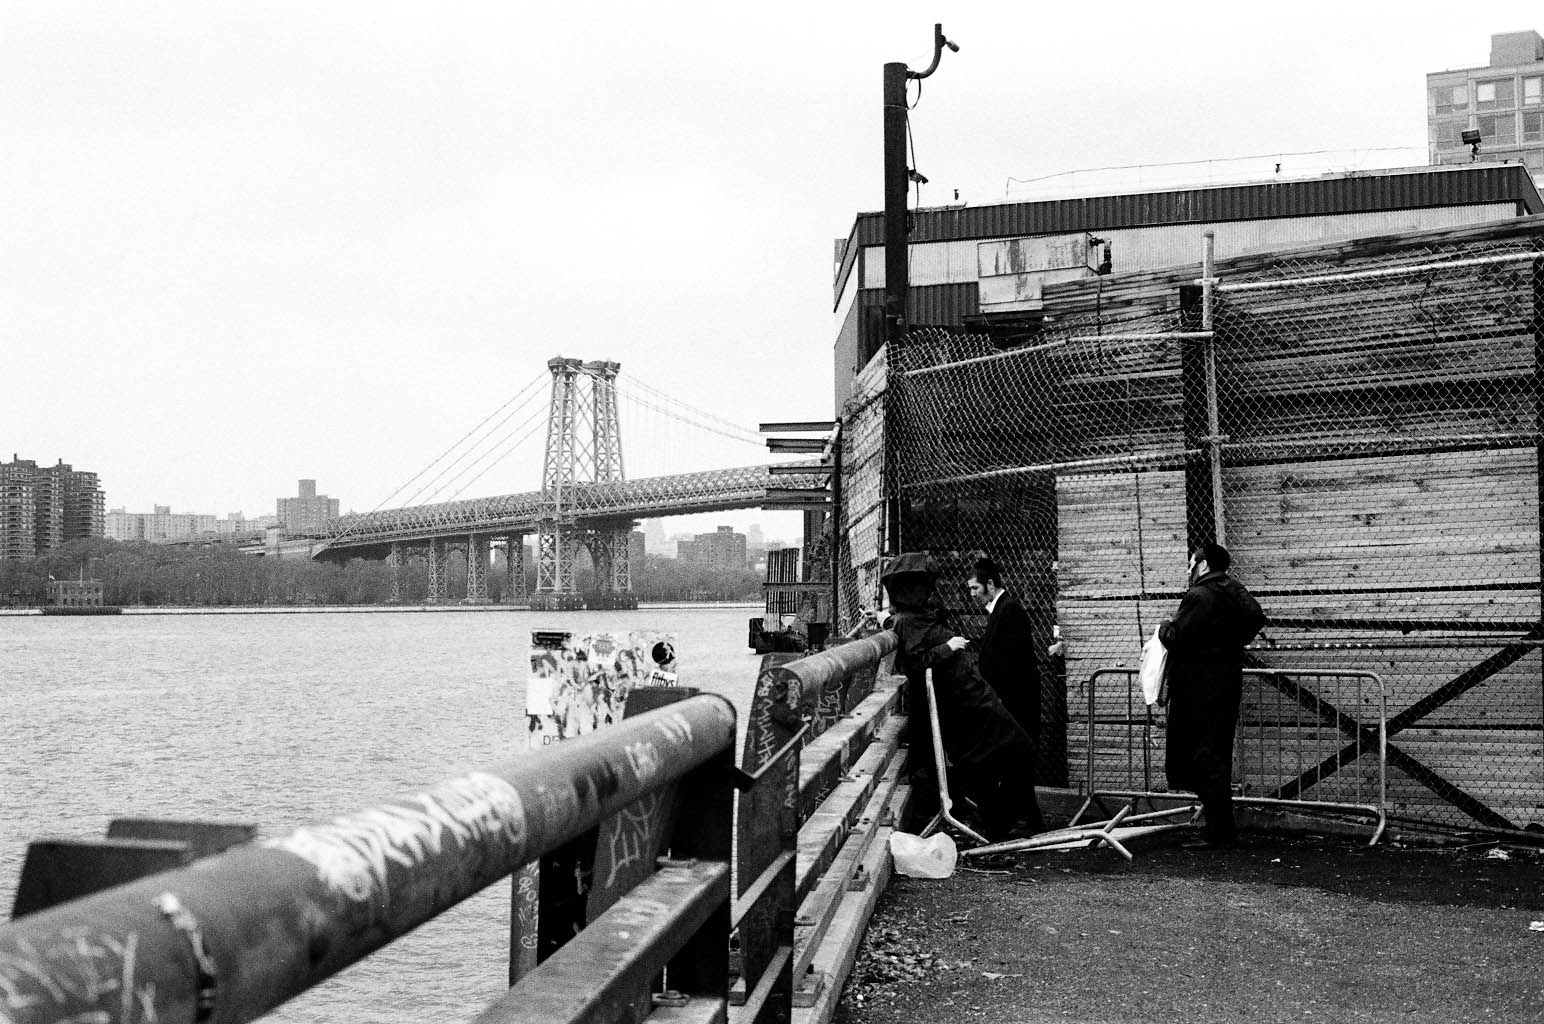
313,356,831,609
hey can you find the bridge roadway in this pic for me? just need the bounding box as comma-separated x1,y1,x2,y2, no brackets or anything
312,462,826,560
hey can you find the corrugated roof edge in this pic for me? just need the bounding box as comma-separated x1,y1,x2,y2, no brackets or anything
832,164,1543,304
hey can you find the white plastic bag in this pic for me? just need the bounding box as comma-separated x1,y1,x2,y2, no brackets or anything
1139,624,1168,706
888,830,958,879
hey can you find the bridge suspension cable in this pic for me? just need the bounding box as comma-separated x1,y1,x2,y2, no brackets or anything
426,401,553,504
400,378,549,507
328,371,549,544
615,373,766,446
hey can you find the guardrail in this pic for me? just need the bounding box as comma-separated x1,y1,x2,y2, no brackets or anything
735,630,909,1019
1075,665,1388,844
1,695,737,1024
2,636,910,1024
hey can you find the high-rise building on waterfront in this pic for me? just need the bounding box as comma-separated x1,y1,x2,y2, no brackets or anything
0,455,105,560
677,525,747,569
1427,30,1544,172
276,478,340,537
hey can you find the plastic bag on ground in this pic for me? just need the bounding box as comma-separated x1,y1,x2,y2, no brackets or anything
889,830,958,879
1139,624,1168,706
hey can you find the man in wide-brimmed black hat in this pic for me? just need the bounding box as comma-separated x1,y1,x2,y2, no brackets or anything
882,552,1042,840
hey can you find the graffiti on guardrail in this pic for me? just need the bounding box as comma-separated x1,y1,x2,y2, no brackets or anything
269,771,527,907
0,926,155,1023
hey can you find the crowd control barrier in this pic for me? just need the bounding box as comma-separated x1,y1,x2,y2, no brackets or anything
1073,665,1388,844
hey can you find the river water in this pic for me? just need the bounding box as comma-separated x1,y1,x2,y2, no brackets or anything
1,605,764,1023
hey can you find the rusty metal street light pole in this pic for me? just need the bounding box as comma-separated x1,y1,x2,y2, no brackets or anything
882,24,958,557
882,23,958,349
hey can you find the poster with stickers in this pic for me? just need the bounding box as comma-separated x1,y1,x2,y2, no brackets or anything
525,630,679,748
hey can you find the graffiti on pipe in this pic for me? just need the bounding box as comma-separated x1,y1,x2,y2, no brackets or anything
623,741,662,786
532,782,585,841
268,771,527,905
654,710,694,747
0,927,156,1022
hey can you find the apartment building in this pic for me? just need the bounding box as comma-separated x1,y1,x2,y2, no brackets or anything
276,478,340,537
1427,30,1544,172
0,455,105,560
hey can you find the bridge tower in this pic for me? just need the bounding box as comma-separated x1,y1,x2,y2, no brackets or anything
532,357,637,610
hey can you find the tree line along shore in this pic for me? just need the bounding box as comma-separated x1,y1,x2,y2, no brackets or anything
1,538,762,608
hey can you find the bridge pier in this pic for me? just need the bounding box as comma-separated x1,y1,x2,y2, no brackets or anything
464,534,490,605
426,538,448,604
532,522,585,611
502,533,527,605
388,543,403,604
584,525,638,609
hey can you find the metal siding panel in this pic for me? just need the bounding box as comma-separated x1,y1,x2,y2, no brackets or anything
841,168,1543,282
905,166,1538,241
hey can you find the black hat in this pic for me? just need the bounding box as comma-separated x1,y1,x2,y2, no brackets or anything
880,552,937,586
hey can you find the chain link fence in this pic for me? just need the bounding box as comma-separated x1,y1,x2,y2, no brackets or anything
868,217,1544,832
835,346,889,636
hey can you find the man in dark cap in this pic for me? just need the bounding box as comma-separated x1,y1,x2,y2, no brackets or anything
883,552,1042,840
1159,541,1265,849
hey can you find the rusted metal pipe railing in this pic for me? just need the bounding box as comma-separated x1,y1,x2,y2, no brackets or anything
0,695,736,1024
759,630,898,726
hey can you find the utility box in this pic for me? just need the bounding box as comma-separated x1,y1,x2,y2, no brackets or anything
977,232,1105,313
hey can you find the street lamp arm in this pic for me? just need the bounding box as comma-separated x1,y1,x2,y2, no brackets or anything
907,23,958,81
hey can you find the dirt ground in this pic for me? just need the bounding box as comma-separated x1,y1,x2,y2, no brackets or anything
833,829,1544,1024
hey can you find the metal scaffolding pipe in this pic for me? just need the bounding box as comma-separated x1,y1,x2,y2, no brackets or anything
0,696,737,1024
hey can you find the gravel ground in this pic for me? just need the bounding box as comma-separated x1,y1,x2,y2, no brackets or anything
833,830,1544,1024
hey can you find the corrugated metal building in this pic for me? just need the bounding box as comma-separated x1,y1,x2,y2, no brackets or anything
832,163,1544,412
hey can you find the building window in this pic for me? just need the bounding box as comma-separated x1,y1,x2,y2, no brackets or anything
1526,76,1543,106
1524,111,1544,144
1476,78,1515,111
1431,84,1468,115
1478,113,1517,145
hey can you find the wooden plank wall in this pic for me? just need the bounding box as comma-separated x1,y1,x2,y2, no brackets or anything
1057,470,1187,792
1038,218,1544,830
1054,452,1544,827
1226,449,1543,827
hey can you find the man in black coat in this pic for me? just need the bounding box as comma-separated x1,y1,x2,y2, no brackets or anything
968,557,1041,752
883,552,1042,840
1159,542,1265,849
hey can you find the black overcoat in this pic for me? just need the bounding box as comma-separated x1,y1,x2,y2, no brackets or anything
976,592,1041,743
891,609,1034,770
1159,571,1265,790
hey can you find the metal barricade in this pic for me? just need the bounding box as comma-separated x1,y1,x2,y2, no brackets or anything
1077,665,1388,844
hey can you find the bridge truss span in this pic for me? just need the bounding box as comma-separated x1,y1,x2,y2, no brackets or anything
315,355,832,606
319,463,825,551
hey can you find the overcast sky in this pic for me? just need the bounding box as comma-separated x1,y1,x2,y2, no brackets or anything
4,1,1541,539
